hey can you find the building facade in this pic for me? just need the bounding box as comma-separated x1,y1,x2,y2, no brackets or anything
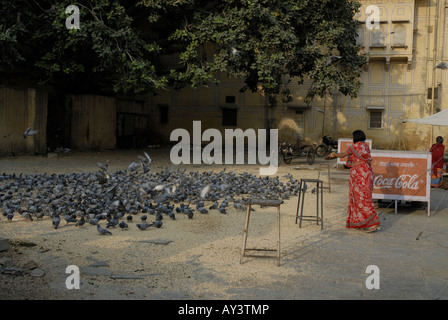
150,0,448,151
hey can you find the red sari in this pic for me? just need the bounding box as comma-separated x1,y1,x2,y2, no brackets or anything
346,142,380,229
430,143,445,176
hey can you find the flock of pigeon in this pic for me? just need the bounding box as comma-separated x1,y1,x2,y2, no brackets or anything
0,151,302,235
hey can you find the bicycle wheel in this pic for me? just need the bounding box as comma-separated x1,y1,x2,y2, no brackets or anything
307,148,316,165
316,144,328,157
277,149,283,166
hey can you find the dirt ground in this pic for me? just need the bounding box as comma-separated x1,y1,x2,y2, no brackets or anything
0,147,351,300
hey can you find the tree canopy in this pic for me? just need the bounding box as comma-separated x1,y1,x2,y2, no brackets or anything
1,0,365,101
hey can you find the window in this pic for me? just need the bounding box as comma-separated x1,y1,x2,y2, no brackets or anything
371,29,385,47
392,24,406,47
356,26,365,47
222,108,237,126
159,105,168,124
427,87,439,100
225,96,236,104
369,111,383,129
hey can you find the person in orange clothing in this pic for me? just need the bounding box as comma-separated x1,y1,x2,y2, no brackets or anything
430,136,445,177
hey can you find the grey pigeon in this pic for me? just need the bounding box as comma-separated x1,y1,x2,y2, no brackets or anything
23,127,38,139
209,201,219,210
97,224,112,235
52,214,60,229
324,55,342,67
96,161,109,172
63,214,77,224
22,212,33,221
76,215,85,227
136,223,152,231
119,221,128,230
435,62,448,70
197,207,208,214
106,216,119,228
153,220,162,228
218,207,227,214
128,162,140,173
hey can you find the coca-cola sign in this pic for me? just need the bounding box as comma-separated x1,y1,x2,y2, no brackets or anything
371,151,431,202
337,139,372,167
374,173,421,191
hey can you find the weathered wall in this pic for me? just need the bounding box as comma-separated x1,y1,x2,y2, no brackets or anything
70,95,116,151
0,86,47,155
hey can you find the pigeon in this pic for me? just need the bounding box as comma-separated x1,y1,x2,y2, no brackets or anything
153,220,162,228
324,55,342,67
231,46,239,56
34,211,45,219
97,224,112,235
89,218,99,226
200,184,210,199
197,206,208,214
23,127,38,139
138,151,152,166
218,207,227,214
63,214,77,224
106,217,119,228
136,223,152,231
22,212,33,221
96,171,109,184
140,215,147,222
301,183,308,193
52,214,60,229
434,62,448,70
126,214,133,222
209,201,219,210
168,211,176,220
76,215,85,227
155,211,163,221
96,161,109,172
128,162,140,173
7,211,14,222
119,221,129,230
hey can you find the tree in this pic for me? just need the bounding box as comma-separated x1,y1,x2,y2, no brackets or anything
140,0,366,104
0,0,167,95
1,0,365,102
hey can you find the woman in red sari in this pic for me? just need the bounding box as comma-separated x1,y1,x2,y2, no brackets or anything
329,130,380,233
430,136,445,176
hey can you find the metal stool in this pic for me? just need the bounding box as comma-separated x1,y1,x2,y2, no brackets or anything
318,164,331,193
240,199,283,266
295,179,324,229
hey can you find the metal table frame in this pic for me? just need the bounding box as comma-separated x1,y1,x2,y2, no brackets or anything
295,179,324,230
240,199,283,266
